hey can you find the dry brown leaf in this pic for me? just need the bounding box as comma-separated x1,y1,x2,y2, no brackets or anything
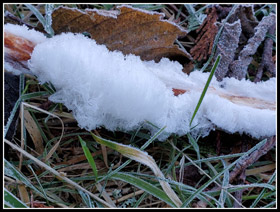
190,7,218,62
18,184,30,204
22,109,44,155
51,5,191,62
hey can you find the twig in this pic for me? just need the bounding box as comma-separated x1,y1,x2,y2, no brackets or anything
254,24,276,82
229,136,275,182
233,170,246,208
233,141,248,208
169,4,188,19
4,11,34,29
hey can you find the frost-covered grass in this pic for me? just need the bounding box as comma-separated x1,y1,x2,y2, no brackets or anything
4,4,276,208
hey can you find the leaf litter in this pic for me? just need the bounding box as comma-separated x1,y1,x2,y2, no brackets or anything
50,5,192,62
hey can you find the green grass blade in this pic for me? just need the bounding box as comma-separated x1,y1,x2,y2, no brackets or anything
44,4,55,37
28,164,49,205
218,159,230,208
111,172,177,208
4,159,45,198
24,4,54,36
132,4,165,10
78,190,95,208
78,136,98,178
4,188,28,208
262,201,276,208
5,90,50,140
140,126,166,150
189,55,221,127
42,82,56,94
21,91,50,100
187,133,200,163
24,4,46,27
250,170,276,208
4,98,21,138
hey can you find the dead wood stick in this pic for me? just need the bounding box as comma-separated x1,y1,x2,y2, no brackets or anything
229,136,276,182
254,24,276,82
233,141,248,208
4,28,275,112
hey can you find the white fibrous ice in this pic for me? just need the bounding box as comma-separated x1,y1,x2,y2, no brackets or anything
5,24,276,140
4,23,47,44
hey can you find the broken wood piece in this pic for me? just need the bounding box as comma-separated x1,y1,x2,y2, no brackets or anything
4,23,276,140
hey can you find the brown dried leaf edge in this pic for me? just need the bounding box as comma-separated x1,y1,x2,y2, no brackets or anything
51,5,192,62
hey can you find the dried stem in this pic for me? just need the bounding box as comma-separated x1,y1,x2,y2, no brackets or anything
4,28,276,113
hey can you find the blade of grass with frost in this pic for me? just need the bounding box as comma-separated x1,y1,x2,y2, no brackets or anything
79,137,116,207
225,183,275,191
181,138,269,207
250,170,276,208
4,188,28,208
24,4,54,36
4,90,50,138
184,4,207,32
42,82,56,94
182,152,245,167
110,172,177,208
28,164,49,205
24,4,46,27
4,100,21,138
132,4,165,10
44,103,59,123
90,132,182,207
78,190,95,208
22,91,50,99
78,136,98,178
189,55,221,127
218,159,230,208
187,133,200,165
44,4,54,37
263,201,276,208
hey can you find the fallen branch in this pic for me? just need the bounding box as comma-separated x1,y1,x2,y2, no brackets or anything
4,23,276,140
229,136,276,182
